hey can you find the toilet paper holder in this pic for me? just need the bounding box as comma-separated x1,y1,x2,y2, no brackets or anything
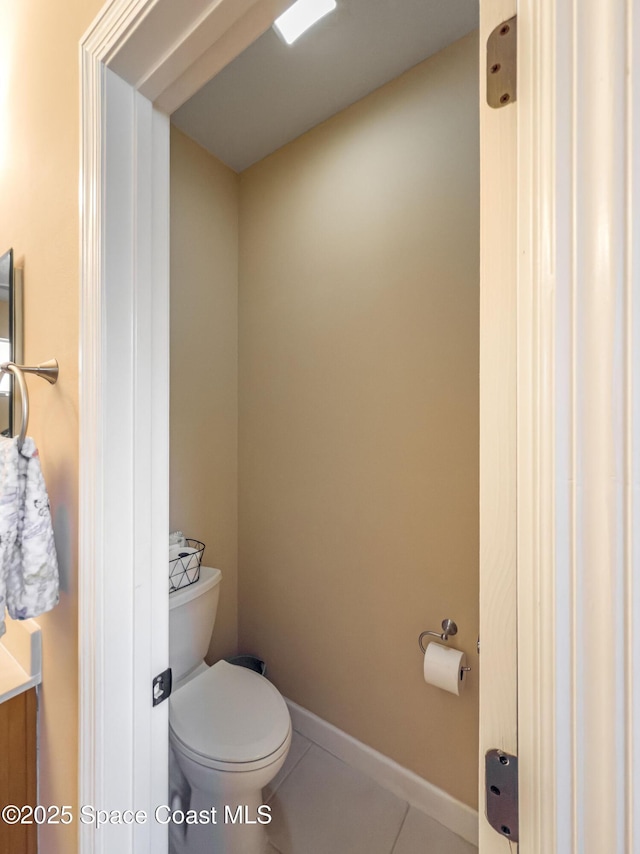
418,620,472,673
419,618,458,652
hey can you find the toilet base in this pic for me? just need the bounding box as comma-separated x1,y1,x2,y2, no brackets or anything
168,728,291,854
169,786,271,854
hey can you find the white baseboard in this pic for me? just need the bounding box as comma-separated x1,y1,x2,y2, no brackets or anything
285,699,478,847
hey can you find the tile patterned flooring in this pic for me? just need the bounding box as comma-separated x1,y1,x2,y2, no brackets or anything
264,731,478,854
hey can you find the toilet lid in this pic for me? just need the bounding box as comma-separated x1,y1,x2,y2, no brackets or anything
169,660,291,765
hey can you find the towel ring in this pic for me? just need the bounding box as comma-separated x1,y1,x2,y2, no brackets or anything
0,359,59,450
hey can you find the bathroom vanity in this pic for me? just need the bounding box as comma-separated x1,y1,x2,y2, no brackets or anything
0,619,41,854
0,690,36,853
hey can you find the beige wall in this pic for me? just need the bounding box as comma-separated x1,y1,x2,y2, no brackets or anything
170,127,239,661
237,32,479,807
0,1,105,851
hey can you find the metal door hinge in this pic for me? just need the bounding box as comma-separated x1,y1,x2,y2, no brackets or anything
153,668,172,706
485,749,519,842
486,16,517,108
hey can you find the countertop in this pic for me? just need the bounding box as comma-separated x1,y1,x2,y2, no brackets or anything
0,617,41,704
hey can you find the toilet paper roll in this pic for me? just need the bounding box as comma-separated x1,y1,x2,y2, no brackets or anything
423,641,467,695
169,545,199,567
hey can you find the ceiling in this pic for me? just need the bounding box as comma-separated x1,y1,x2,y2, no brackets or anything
171,0,478,173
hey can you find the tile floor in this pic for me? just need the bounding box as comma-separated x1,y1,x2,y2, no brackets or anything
264,731,478,854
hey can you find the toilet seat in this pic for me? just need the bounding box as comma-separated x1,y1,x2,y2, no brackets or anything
169,660,291,772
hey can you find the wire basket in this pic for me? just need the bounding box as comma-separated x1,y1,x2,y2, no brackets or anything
169,539,205,593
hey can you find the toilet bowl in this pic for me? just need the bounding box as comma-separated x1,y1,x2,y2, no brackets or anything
168,567,291,854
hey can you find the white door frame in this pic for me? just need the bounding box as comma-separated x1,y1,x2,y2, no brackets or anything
516,1,639,850
79,1,640,852
478,1,517,850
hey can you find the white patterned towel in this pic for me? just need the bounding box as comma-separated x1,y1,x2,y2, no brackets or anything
0,436,59,637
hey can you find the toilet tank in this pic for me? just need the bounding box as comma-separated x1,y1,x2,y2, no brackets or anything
169,566,222,683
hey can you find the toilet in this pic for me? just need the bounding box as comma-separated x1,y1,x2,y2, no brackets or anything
168,566,291,854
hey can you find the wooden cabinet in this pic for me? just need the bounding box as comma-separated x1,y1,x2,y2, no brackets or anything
0,688,37,854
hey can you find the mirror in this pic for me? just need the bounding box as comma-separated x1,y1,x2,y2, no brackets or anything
0,248,24,438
